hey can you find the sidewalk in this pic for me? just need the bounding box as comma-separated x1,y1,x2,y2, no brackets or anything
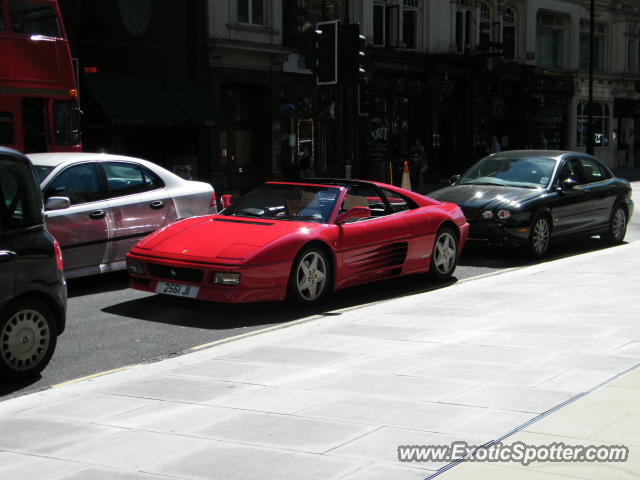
1,242,639,480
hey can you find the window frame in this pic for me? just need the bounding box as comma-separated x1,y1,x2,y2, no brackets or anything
237,0,265,27
102,161,165,199
502,6,517,61
579,20,606,72
536,11,568,69
43,161,108,207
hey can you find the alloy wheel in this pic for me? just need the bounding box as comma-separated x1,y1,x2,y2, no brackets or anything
433,231,457,275
531,217,550,256
295,250,328,302
612,208,627,242
1,308,51,372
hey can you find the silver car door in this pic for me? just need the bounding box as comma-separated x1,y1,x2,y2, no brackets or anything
101,161,177,266
42,162,110,275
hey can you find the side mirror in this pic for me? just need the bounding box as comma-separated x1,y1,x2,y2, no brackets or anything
45,196,70,211
559,178,578,192
336,206,371,224
221,194,233,209
449,174,461,185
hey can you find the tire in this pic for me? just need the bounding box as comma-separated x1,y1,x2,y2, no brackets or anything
429,227,458,279
288,246,331,304
528,215,551,258
0,298,57,381
601,204,628,245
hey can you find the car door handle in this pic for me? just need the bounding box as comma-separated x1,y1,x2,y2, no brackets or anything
150,200,164,210
0,250,17,263
89,210,106,219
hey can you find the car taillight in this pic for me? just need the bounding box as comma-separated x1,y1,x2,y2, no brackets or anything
53,239,63,272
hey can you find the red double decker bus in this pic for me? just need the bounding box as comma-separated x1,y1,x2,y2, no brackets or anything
0,0,80,153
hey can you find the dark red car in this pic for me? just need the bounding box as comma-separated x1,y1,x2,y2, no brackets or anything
126,180,468,304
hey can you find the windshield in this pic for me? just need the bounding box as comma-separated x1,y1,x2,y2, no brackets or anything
222,183,342,223
33,165,54,183
459,156,556,188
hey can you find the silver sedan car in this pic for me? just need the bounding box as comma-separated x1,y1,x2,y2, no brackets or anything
28,153,215,279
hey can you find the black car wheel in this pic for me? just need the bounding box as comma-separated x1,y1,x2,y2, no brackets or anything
602,205,628,244
0,298,57,381
429,227,458,279
288,246,331,304
528,215,551,257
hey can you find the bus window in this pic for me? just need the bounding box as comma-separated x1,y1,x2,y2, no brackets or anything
21,98,46,153
53,100,79,147
9,0,61,37
0,113,14,146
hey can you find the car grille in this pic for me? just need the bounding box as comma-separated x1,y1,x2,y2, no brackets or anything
147,264,203,283
460,206,481,221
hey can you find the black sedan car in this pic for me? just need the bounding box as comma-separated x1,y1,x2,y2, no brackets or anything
429,150,634,256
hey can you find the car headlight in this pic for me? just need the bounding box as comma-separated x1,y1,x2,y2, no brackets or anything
482,210,494,219
127,261,145,275
212,272,240,286
497,209,512,220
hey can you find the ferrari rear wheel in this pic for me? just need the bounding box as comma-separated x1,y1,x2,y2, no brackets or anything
429,227,458,279
288,246,331,304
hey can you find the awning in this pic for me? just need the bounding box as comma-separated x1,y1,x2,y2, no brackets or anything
82,74,218,127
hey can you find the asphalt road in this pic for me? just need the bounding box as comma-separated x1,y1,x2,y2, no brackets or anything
2,182,639,400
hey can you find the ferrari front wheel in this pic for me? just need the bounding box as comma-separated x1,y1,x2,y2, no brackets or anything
288,246,331,304
429,227,458,279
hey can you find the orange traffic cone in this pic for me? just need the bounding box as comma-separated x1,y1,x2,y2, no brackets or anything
401,160,412,191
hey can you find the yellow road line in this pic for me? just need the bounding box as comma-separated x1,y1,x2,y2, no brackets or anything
52,365,137,388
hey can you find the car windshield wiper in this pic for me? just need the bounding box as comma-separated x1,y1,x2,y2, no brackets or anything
459,181,505,187
508,184,541,189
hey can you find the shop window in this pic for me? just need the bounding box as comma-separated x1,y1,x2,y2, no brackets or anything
237,0,264,26
577,101,610,148
502,7,517,61
579,21,606,71
536,12,567,69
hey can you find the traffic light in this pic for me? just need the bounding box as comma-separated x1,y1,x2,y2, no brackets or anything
314,20,338,85
356,32,370,116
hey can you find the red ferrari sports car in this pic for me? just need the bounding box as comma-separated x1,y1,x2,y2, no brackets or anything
126,179,469,304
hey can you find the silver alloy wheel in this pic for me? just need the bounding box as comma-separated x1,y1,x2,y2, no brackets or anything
612,208,627,242
295,250,328,302
433,231,457,275
0,308,51,372
532,217,550,256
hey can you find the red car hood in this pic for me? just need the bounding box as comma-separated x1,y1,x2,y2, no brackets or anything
132,215,322,264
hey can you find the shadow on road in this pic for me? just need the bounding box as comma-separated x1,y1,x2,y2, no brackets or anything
459,235,621,269
102,274,458,330
67,271,130,299
0,375,42,396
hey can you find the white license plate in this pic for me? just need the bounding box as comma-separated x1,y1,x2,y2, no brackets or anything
155,281,199,298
